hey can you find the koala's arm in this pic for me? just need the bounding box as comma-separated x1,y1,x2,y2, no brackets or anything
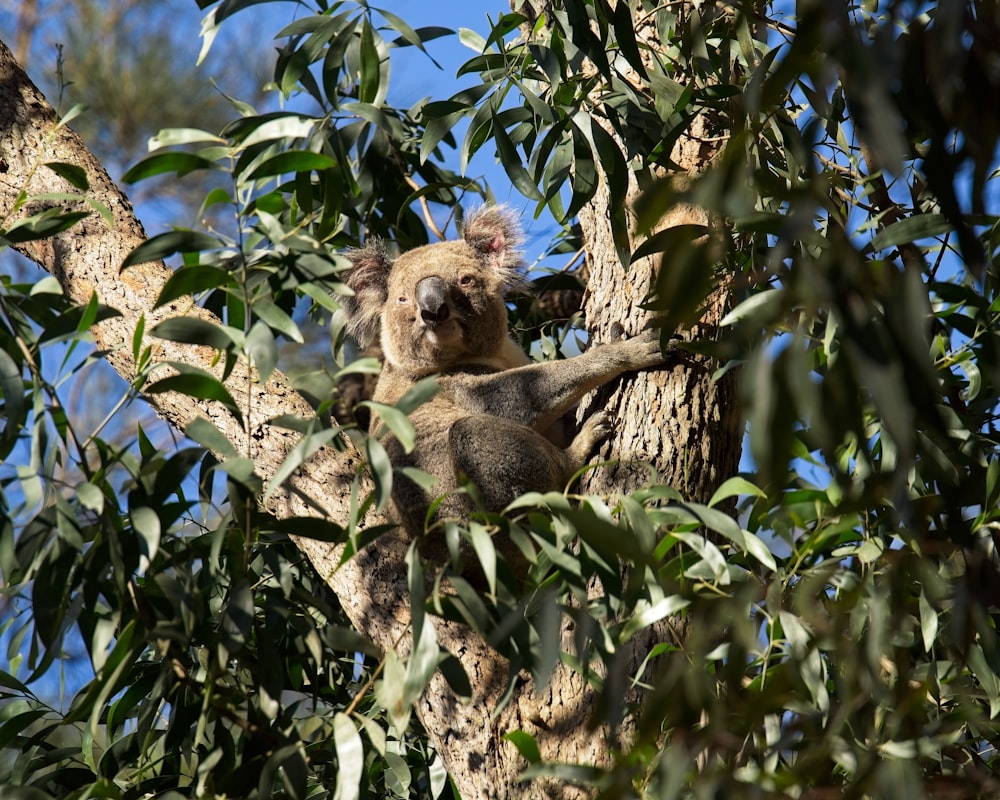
451,331,667,431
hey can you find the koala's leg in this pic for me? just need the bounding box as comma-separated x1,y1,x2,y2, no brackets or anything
448,415,572,511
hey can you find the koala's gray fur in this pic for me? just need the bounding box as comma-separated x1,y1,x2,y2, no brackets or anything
342,205,666,567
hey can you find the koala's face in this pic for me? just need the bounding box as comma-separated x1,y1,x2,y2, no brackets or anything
381,240,510,374
342,205,526,375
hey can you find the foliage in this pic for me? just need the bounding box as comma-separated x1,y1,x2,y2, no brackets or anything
2,0,1000,798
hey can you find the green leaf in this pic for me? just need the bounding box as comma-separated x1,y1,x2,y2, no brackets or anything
466,522,496,595
611,0,647,78
503,730,541,764
620,595,691,640
362,402,416,452
332,713,363,800
492,111,544,201
185,415,239,459
365,436,393,511
132,313,147,365
155,265,233,308
246,321,278,382
0,348,25,456
263,425,340,503
918,591,938,653
44,161,89,190
458,27,487,53
871,213,952,251
719,289,785,328
76,481,105,514
0,669,31,694
648,225,717,331
403,614,439,707
144,364,244,425
2,209,90,244
742,530,777,571
707,476,768,507
268,516,347,543
253,299,303,343
438,654,472,698
384,751,412,797
358,19,381,104
520,762,602,785
122,230,225,267
151,316,241,353
531,591,560,690
130,506,161,569
148,127,227,147
0,709,50,754
249,150,337,179
395,376,441,414
967,643,1000,717
632,224,710,262
375,650,410,733
121,152,222,183
218,580,254,662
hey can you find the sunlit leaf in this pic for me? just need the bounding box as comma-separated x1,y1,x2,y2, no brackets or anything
362,402,416,452
707,476,768,507
332,713,364,800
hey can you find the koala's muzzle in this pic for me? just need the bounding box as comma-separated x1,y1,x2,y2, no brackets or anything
415,276,450,327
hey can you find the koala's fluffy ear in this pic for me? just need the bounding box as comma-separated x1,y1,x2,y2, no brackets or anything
461,205,525,281
342,239,393,346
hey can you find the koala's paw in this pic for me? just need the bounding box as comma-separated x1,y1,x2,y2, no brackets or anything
620,329,668,369
582,409,614,441
567,410,613,465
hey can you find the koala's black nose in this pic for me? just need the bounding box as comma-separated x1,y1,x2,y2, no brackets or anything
415,276,450,326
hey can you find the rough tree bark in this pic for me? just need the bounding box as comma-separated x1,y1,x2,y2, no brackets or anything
511,0,747,767
0,7,740,791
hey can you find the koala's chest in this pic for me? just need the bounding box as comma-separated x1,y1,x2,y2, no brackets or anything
370,370,510,461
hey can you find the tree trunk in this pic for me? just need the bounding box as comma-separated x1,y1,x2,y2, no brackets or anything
576,125,743,504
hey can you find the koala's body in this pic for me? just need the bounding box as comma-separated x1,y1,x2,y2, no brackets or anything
342,206,665,562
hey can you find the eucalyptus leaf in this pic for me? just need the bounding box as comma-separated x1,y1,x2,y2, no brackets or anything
122,230,225,267
332,713,363,800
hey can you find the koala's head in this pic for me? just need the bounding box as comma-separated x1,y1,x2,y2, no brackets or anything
342,205,525,374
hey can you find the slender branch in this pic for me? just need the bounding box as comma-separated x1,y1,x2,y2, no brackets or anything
404,174,446,240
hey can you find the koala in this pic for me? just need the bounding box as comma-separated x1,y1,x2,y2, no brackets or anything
341,205,666,569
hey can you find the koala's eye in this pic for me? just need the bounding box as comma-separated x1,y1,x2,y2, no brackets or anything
397,295,410,305
458,274,476,287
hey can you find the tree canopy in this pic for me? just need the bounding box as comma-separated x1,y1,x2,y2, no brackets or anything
2,1,1000,798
